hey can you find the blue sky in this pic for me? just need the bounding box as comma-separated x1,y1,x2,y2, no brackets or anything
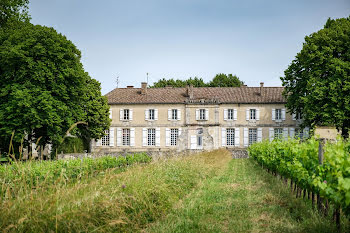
29,0,350,94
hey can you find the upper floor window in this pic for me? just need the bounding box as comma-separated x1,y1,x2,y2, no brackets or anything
123,109,129,120
172,109,178,120
296,113,302,120
249,128,257,145
200,109,206,120
275,109,282,120
228,109,234,120
101,130,110,146
226,128,235,146
149,109,155,120
250,109,256,120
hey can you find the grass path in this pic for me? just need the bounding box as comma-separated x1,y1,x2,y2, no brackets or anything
147,158,347,233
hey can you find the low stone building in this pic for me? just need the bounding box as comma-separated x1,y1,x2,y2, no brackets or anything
91,82,308,153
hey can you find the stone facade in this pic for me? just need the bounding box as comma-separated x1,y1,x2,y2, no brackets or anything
91,83,308,153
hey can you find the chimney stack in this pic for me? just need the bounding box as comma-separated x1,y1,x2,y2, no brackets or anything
187,85,194,99
141,82,147,95
260,82,264,96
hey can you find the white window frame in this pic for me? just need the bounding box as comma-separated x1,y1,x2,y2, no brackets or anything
170,128,179,146
101,130,110,146
199,109,206,120
226,128,235,146
275,109,282,120
149,109,155,120
228,109,234,120
147,128,156,146
172,109,178,120
123,109,129,120
248,128,257,145
274,128,283,139
250,109,256,120
122,128,130,146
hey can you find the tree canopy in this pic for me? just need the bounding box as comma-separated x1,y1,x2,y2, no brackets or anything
0,0,30,28
150,73,243,88
281,17,350,138
0,24,110,153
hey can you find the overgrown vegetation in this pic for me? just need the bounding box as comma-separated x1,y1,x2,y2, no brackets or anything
0,150,231,232
249,138,350,225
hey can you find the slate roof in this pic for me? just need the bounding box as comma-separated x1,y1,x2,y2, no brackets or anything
106,86,286,104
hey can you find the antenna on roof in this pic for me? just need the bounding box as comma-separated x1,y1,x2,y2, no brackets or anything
146,73,149,86
116,76,119,88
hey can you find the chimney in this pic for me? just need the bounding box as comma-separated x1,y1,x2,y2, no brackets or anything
187,85,194,99
260,82,264,96
141,82,147,95
127,85,134,88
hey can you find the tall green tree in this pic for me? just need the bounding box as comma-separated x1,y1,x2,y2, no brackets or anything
0,0,30,28
281,17,350,138
0,24,110,154
150,74,243,88
208,73,243,87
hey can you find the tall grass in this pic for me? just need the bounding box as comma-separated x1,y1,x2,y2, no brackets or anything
0,149,231,232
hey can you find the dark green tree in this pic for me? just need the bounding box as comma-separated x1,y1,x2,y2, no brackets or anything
0,24,110,154
281,17,350,138
0,0,30,28
208,73,243,87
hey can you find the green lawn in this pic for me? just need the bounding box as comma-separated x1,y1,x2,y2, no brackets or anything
147,158,349,233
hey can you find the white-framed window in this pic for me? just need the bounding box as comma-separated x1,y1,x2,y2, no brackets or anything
226,128,235,146
250,109,256,120
199,109,206,120
275,109,282,120
122,129,130,146
172,109,178,120
274,128,283,139
123,109,129,120
197,128,203,147
149,109,155,120
147,128,156,146
295,128,304,138
296,113,302,120
249,128,257,145
101,130,110,146
170,128,179,146
228,109,234,120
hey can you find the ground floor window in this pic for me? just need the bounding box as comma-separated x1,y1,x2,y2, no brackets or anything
170,128,179,146
101,130,110,146
122,129,130,146
226,128,235,146
296,128,304,139
148,128,156,146
274,128,283,139
249,128,257,145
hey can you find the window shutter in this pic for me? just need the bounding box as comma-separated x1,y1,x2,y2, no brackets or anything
282,109,286,121
243,128,248,147
117,128,122,146
235,128,240,147
154,109,158,120
178,128,182,135
130,128,135,146
168,109,172,120
283,128,288,140
224,109,228,121
269,128,274,142
142,128,147,146
256,109,260,120
109,128,115,147
96,139,102,146
177,109,181,120
165,128,170,146
272,109,275,121
196,109,199,120
109,109,113,120
190,135,197,149
246,109,249,120
156,128,160,146
205,109,209,120
257,128,262,142
221,128,226,147
234,109,237,121
303,127,310,138
129,109,133,121
292,113,296,120
119,109,123,121
289,128,295,138
145,109,149,120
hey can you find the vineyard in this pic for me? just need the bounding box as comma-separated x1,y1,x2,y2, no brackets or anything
249,138,350,227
